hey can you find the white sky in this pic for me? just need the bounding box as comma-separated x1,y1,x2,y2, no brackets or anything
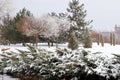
11,0,120,31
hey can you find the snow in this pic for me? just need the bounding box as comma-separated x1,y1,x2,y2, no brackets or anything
0,42,120,79
1,43,120,58
85,43,120,58
0,43,28,53
0,74,18,80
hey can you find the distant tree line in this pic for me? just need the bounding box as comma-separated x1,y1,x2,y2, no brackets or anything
0,0,93,49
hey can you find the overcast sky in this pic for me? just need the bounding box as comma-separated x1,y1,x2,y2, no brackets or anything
11,0,120,31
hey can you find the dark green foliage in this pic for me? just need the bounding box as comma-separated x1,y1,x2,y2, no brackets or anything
113,54,120,64
68,32,79,50
14,7,33,22
3,8,33,44
83,35,92,48
67,0,92,42
14,8,33,43
58,30,69,43
67,0,89,28
0,46,120,80
82,50,88,56
83,28,92,48
26,44,37,53
2,14,19,43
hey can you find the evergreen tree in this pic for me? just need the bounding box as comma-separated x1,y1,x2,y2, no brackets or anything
68,32,79,50
67,0,92,42
14,8,33,43
2,14,18,44
3,8,33,44
14,7,33,22
83,28,92,48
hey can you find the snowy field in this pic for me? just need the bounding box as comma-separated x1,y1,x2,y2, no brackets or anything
84,43,120,58
0,43,120,58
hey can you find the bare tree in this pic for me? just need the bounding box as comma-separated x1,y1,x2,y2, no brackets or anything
0,0,11,20
41,15,70,48
16,15,70,48
16,16,46,47
54,16,70,48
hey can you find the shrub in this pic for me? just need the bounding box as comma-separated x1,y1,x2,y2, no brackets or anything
68,32,79,50
0,45,119,80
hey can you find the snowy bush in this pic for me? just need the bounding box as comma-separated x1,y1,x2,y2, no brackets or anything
68,32,79,50
0,45,120,80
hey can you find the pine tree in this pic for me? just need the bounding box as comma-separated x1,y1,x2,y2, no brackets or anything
14,7,33,22
3,8,33,44
67,0,92,42
2,14,18,44
68,32,79,50
83,28,92,48
14,8,33,43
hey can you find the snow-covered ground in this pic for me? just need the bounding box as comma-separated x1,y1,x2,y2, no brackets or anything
85,43,120,58
0,43,120,58
0,74,18,80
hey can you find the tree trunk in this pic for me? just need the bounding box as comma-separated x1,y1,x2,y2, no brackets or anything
29,36,32,46
22,36,26,46
100,34,104,47
36,32,39,48
51,42,53,46
110,33,113,46
48,38,50,48
56,37,58,48
113,33,116,46
97,33,100,45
